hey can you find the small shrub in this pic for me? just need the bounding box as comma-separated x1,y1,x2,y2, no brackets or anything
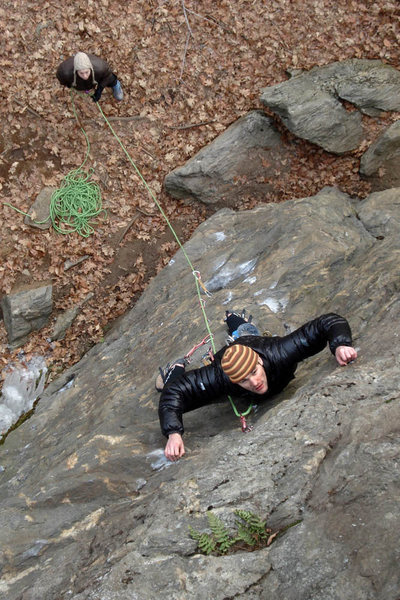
189,509,289,556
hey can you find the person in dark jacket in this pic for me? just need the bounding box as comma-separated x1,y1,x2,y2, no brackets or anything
158,313,357,461
56,51,123,102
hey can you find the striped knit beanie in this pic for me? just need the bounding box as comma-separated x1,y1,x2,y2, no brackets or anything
221,344,258,383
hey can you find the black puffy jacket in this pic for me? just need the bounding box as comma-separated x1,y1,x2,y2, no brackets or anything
158,313,353,437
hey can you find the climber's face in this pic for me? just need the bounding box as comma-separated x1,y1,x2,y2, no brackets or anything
237,357,268,394
77,69,91,80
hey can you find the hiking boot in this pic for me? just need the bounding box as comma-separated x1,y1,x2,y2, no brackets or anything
112,80,123,101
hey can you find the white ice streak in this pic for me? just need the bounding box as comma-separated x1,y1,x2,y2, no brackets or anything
253,288,289,313
146,448,175,471
260,296,289,313
206,258,258,291
0,357,47,436
244,276,257,284
223,291,234,304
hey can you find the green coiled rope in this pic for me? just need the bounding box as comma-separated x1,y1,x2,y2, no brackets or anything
49,166,104,237
49,92,106,237
3,90,106,238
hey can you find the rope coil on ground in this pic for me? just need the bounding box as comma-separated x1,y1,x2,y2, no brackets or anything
49,167,105,237
3,92,105,237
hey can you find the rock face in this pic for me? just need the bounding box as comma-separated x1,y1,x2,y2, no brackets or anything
360,119,400,176
164,110,289,205
260,59,400,153
1,187,399,600
1,282,53,348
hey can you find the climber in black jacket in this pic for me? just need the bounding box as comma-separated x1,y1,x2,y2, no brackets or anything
158,313,357,461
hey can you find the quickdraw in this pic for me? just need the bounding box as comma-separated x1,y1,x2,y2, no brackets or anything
192,270,212,297
240,414,254,433
184,334,213,363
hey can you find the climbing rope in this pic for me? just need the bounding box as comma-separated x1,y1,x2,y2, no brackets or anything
49,93,106,237
48,166,104,237
5,90,252,428
93,98,253,430
3,92,105,237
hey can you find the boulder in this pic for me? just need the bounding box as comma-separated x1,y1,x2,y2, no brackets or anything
0,187,399,599
261,79,363,154
1,282,53,348
50,292,94,341
24,187,55,230
360,119,400,176
260,59,400,153
164,110,289,205
164,61,400,207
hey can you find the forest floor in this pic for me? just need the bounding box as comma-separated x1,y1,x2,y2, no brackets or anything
0,0,399,381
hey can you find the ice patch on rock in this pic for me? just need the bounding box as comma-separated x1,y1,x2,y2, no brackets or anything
261,297,280,313
0,357,47,437
223,291,234,304
206,258,257,291
146,448,175,471
244,275,257,284
135,478,147,491
260,295,289,313
57,376,75,394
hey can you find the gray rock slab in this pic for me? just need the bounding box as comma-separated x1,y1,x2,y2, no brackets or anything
1,282,53,348
50,293,94,341
164,110,289,205
24,187,55,230
50,305,80,341
334,59,400,115
360,119,400,176
0,187,399,599
357,187,400,238
261,79,363,154
260,59,400,153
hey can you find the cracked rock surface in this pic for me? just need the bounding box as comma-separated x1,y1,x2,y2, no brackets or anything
0,187,399,600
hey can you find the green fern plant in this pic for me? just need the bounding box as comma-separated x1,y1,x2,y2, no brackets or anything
188,526,217,555
207,511,236,554
189,509,278,556
234,509,269,545
189,512,235,555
